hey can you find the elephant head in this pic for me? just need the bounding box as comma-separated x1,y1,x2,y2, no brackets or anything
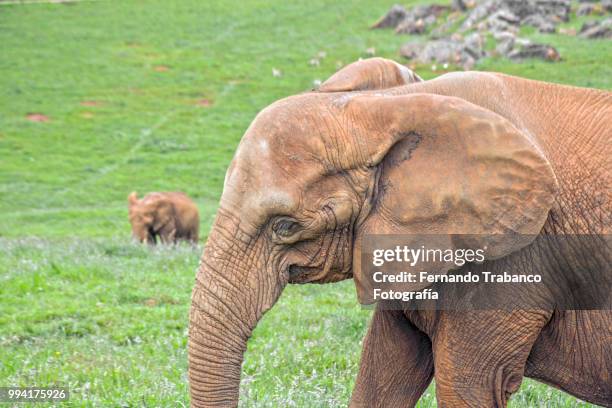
318,57,423,91
128,192,156,244
188,60,557,406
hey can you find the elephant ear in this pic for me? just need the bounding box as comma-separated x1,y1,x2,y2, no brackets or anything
148,198,174,232
128,192,139,207
348,94,558,304
319,57,422,92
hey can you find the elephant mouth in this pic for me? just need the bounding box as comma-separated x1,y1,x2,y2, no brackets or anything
288,264,352,284
288,265,317,283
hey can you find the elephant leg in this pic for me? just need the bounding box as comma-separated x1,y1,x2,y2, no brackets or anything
526,310,612,406
187,229,198,244
157,222,177,244
350,307,434,408
146,230,156,245
432,310,550,408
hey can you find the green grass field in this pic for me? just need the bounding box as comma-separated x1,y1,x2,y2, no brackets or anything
0,0,610,406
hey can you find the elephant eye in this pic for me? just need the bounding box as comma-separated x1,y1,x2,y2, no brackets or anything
272,218,300,239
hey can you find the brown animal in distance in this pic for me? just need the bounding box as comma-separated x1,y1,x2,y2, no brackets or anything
128,191,199,244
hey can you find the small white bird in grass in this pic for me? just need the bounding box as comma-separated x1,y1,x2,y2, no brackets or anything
272,68,282,78
317,51,327,59
309,58,320,67
313,79,322,89
366,47,376,56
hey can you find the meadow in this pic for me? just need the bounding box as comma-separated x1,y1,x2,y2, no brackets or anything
0,0,610,406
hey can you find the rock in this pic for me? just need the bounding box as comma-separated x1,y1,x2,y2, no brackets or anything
462,57,477,70
482,9,521,33
579,18,612,38
494,31,517,55
521,14,556,32
579,19,600,33
394,4,447,34
418,40,464,63
461,0,502,30
452,0,467,11
515,37,534,46
372,4,407,29
464,32,486,58
399,41,425,59
461,0,570,30
479,21,517,34
424,14,438,26
493,9,521,24
503,0,571,22
538,20,556,33
406,37,483,69
507,43,561,61
374,3,449,30
461,0,571,32
431,18,456,38
494,30,517,41
396,17,427,34
495,42,513,57
450,32,464,41
411,4,450,18
410,4,432,18
396,15,438,34
386,0,583,69
577,3,595,16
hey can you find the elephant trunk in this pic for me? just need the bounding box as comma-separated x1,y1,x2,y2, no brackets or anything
188,216,285,407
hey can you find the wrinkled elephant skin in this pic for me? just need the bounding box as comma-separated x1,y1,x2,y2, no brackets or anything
188,58,611,407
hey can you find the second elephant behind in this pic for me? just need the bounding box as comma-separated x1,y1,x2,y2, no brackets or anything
128,191,199,244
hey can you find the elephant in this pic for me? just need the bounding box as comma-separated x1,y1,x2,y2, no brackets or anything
128,191,199,244
188,58,611,407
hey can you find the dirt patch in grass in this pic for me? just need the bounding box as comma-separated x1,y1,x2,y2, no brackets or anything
26,113,49,122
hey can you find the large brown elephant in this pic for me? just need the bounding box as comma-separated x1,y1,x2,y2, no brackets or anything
188,58,611,407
